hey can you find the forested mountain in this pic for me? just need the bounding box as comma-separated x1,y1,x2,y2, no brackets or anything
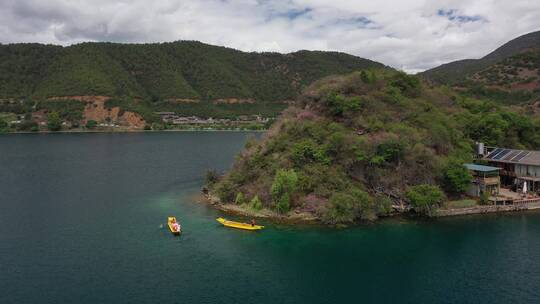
0,41,384,102
421,31,540,105
422,31,540,84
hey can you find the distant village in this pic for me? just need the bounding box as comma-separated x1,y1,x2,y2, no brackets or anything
3,110,272,131
155,112,270,126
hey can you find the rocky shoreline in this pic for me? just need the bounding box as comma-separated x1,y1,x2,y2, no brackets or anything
202,190,540,226
436,201,540,217
202,192,319,224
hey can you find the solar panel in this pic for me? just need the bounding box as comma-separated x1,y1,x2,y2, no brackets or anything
503,150,521,161
487,148,503,159
509,151,526,161
513,151,530,162
493,149,511,160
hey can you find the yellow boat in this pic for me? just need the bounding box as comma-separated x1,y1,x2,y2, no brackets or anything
216,217,264,231
167,216,181,236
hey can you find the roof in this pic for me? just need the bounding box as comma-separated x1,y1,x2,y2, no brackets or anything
464,163,501,172
517,176,540,182
484,147,540,166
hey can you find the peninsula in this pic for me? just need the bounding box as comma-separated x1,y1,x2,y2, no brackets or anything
205,68,540,224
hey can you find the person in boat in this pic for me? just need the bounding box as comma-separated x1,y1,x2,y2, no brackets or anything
170,218,180,231
251,219,256,227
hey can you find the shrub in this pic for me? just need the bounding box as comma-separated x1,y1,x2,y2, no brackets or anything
0,118,8,132
86,120,98,129
215,179,236,203
17,120,38,132
291,140,330,166
406,184,446,216
370,140,404,166
151,122,165,130
479,192,490,205
271,169,298,214
234,192,245,205
375,194,393,216
325,92,361,116
47,111,62,131
443,161,472,194
250,195,263,210
360,70,377,84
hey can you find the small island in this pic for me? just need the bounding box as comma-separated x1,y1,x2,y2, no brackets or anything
204,69,540,225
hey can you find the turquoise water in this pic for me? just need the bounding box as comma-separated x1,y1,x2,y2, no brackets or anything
1,132,540,303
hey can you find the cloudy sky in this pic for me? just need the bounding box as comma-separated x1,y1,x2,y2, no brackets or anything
1,0,539,72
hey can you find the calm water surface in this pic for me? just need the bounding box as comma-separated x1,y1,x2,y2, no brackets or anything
1,132,539,304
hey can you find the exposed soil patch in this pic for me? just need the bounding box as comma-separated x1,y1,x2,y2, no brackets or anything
48,96,145,128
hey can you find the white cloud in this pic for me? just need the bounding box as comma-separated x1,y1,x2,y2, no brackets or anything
0,0,539,72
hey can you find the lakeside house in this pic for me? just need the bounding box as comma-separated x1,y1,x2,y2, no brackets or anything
464,163,501,197
480,145,540,194
461,144,540,206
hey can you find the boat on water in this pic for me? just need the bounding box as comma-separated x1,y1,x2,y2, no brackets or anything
167,216,181,235
216,217,264,231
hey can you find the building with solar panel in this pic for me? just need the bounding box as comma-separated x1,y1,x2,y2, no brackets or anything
480,145,540,196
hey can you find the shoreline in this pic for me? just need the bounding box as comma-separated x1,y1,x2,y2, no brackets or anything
436,201,540,217
201,191,540,226
0,128,267,135
201,193,320,225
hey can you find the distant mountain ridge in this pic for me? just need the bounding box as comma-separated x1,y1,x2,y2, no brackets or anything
0,41,385,102
422,30,540,84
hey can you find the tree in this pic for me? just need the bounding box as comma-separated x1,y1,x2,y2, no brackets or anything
373,140,404,165
406,184,446,216
323,193,358,224
86,120,98,129
271,169,298,214
325,92,361,116
205,169,219,186
0,118,8,132
322,189,373,224
390,72,421,97
360,70,376,84
292,140,330,166
47,112,62,131
215,179,236,203
443,161,472,194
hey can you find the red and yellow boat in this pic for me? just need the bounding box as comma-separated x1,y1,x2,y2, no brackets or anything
167,216,181,236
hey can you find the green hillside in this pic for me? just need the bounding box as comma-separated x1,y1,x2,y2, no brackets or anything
421,31,540,105
208,70,540,224
0,41,384,106
422,31,540,84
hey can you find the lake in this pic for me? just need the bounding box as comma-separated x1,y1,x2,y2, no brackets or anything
1,132,539,303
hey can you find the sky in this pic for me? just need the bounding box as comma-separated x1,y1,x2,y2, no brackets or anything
0,0,539,73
